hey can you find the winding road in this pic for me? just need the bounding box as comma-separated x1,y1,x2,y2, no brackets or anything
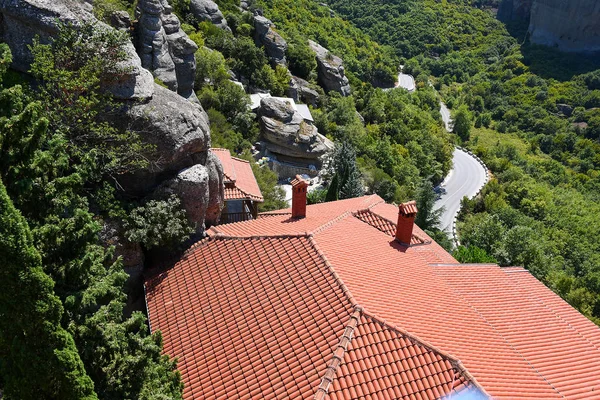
434,148,488,233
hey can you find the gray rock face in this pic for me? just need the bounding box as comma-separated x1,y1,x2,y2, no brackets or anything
205,150,225,226
308,40,350,96
190,0,229,30
0,0,155,100
498,0,533,22
253,15,287,66
529,0,600,53
110,10,132,31
115,84,212,194
136,0,198,101
289,76,320,107
498,0,600,53
154,164,210,233
259,97,332,160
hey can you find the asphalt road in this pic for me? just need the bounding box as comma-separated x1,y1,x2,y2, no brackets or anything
396,72,416,92
440,102,453,131
434,148,487,233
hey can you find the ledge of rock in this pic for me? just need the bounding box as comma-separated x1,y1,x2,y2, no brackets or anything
308,40,350,96
190,0,229,30
253,15,287,66
259,97,332,160
0,0,155,100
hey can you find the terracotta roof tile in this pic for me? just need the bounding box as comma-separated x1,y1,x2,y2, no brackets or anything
146,195,600,399
145,234,482,400
212,148,263,202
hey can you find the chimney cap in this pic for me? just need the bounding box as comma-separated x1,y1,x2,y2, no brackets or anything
291,175,309,188
399,200,418,216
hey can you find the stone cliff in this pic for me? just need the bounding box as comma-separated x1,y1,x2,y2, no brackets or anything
498,0,600,53
0,0,224,268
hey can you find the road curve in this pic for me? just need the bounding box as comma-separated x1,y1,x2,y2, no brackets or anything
434,148,488,233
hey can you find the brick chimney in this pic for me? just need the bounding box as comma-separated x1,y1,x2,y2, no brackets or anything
291,175,309,219
395,201,418,245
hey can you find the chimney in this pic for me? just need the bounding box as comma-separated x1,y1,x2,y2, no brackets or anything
291,175,309,219
395,201,418,245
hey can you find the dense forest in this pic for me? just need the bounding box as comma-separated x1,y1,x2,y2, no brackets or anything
326,0,600,323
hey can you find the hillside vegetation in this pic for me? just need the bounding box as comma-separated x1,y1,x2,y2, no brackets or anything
328,0,600,323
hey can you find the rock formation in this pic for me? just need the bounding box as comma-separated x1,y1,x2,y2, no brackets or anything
497,0,533,22
258,97,332,161
0,0,154,100
0,0,225,265
529,0,600,53
498,0,600,53
253,15,287,66
136,0,199,102
308,40,351,96
288,76,320,107
189,0,229,30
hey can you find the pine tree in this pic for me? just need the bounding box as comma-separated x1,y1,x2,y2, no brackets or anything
0,179,97,400
328,141,364,200
415,179,444,231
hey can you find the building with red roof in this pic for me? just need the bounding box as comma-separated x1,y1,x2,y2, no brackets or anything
145,176,600,399
212,148,263,224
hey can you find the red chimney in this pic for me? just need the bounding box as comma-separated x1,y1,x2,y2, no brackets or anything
291,175,309,219
395,201,418,245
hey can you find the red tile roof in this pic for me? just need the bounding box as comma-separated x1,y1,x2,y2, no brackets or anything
212,148,263,202
146,195,600,399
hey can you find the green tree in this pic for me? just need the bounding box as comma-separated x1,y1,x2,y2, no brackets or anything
286,36,317,79
453,245,498,263
0,179,97,400
328,142,364,200
0,24,185,399
453,105,472,142
415,179,443,231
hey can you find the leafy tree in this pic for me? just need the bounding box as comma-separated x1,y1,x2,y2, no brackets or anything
453,245,498,263
0,24,184,399
325,173,340,202
125,195,195,250
286,36,317,79
453,105,472,142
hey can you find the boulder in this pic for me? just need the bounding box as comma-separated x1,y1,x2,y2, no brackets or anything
189,0,229,30
136,0,199,101
205,150,225,226
109,10,132,31
289,76,320,107
253,15,287,66
557,103,573,117
154,164,210,233
0,0,154,100
259,97,332,160
308,40,351,96
114,84,211,194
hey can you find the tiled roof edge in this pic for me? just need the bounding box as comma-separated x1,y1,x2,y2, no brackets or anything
308,235,358,307
230,156,251,164
314,306,363,400
360,310,492,399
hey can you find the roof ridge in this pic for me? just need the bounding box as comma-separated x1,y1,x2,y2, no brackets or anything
311,211,353,236
230,156,251,164
209,232,311,240
359,309,491,398
314,306,362,400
